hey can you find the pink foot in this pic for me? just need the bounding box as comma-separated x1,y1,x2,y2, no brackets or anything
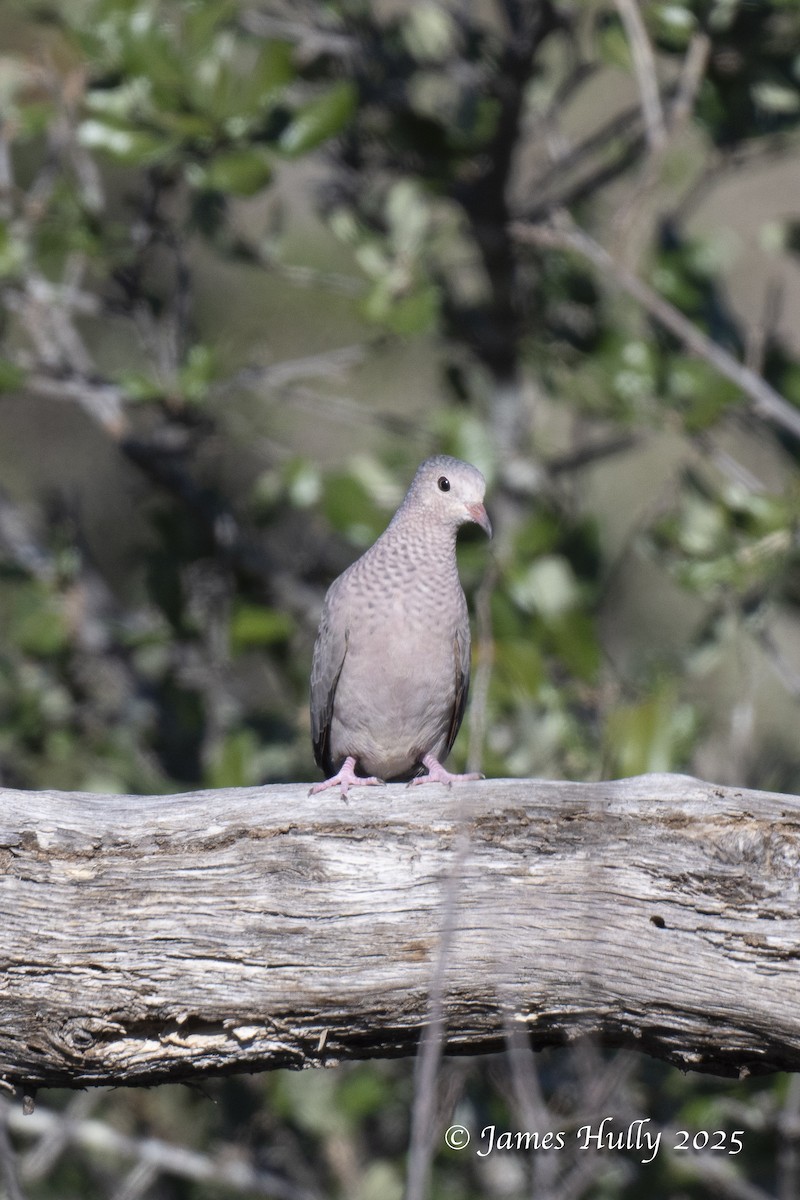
409,754,484,787
309,756,383,798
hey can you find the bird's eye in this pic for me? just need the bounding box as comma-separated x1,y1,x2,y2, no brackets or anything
437,476,450,492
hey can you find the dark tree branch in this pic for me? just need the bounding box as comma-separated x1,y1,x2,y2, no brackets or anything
511,214,800,442
452,0,559,391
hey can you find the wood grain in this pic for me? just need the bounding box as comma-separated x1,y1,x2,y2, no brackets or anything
1,772,799,1089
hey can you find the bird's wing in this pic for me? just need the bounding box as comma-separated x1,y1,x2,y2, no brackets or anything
310,582,349,775
444,623,471,758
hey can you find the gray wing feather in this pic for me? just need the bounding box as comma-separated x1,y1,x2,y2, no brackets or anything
310,581,349,775
444,622,471,758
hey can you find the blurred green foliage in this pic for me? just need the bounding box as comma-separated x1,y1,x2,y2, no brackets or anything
2,0,800,1196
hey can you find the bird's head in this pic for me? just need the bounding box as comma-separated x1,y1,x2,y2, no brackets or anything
405,455,492,538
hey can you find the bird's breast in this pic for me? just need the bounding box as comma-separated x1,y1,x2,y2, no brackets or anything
328,580,467,778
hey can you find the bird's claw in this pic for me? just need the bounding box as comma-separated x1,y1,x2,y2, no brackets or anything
409,755,485,787
309,756,383,798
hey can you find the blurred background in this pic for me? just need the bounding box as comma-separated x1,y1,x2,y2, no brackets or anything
2,0,800,1196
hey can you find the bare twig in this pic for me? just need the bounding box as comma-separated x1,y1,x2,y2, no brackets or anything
240,244,366,298
778,1074,800,1200
239,9,355,60
502,1017,564,1200
110,1160,160,1200
0,494,55,583
0,1110,25,1200
405,829,472,1200
615,0,666,151
546,433,640,476
524,101,647,214
19,1092,98,1183
0,122,13,222
611,29,710,263
670,31,711,129
17,370,128,436
511,213,800,441
221,342,371,393
692,434,769,496
3,1099,319,1200
467,558,497,775
266,383,428,442
752,623,800,703
745,279,784,376
663,1139,775,1200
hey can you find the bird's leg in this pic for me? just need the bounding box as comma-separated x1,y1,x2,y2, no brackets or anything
309,756,383,798
409,753,484,787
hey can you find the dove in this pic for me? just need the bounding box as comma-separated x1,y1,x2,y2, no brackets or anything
309,455,492,796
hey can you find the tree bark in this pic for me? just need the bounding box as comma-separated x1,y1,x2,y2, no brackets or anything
1,772,799,1091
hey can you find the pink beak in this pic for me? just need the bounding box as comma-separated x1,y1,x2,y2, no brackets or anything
466,501,493,538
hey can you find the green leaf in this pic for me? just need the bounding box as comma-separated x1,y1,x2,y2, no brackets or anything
490,588,528,641
198,147,273,196
363,280,440,334
652,3,697,49
650,261,705,312
338,1065,395,1120
0,358,26,392
508,555,580,617
357,1163,404,1200
512,512,563,560
14,599,70,658
18,100,55,139
284,459,322,508
279,81,357,156
402,3,457,62
117,371,164,403
0,221,27,278
782,364,800,406
752,79,800,115
606,683,697,776
611,337,658,406
230,604,293,651
545,612,601,681
78,119,170,165
155,109,216,141
251,39,295,103
178,343,216,402
598,20,632,70
494,637,544,701
388,286,440,335
206,728,262,788
85,78,153,121
323,473,384,543
666,356,740,431
276,1072,344,1137
183,0,239,54
675,493,727,557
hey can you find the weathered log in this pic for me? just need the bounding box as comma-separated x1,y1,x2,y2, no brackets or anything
1,772,799,1091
